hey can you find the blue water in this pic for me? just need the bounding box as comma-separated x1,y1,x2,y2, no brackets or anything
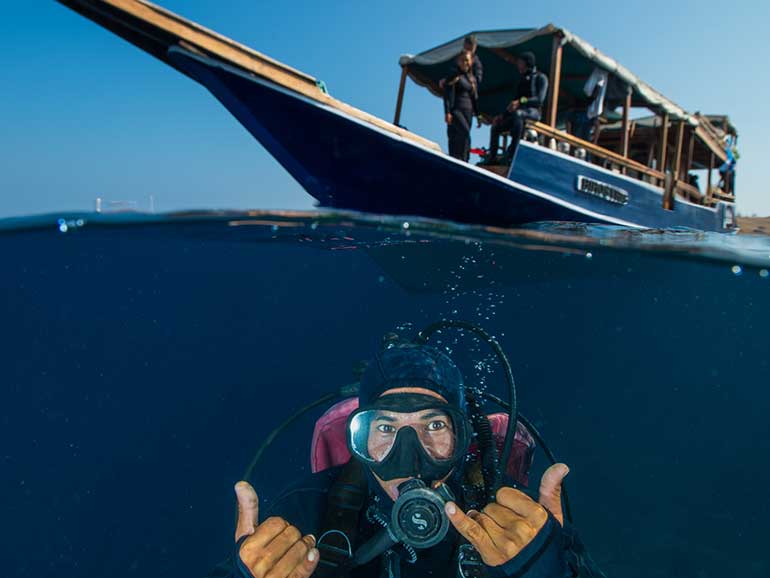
2,210,769,577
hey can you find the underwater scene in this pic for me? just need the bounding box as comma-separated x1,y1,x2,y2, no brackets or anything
2,211,769,578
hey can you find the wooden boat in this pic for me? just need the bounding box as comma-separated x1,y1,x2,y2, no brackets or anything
58,0,739,232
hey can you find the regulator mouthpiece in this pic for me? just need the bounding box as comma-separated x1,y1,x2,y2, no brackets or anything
390,479,455,549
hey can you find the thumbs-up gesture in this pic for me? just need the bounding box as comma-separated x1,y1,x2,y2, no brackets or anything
445,463,569,567
234,481,320,578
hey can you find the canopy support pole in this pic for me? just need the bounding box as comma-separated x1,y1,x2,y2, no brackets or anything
706,152,714,201
546,34,563,127
684,125,695,181
663,171,675,211
658,113,669,174
673,121,684,172
394,67,408,126
620,91,631,173
663,121,683,210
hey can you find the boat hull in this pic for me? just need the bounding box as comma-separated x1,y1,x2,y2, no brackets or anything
168,48,733,232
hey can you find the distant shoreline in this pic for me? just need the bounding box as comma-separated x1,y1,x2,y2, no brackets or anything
737,217,770,235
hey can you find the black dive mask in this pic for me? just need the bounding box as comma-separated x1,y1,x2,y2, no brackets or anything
346,393,470,482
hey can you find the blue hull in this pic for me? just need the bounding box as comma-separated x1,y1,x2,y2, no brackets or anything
168,48,732,232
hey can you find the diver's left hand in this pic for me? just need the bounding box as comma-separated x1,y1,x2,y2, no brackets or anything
445,463,569,567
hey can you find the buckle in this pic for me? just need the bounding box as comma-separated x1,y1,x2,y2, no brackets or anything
457,543,486,578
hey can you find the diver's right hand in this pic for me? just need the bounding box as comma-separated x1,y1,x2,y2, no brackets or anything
234,481,319,578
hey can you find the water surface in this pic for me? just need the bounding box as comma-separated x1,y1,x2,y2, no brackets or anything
2,210,769,577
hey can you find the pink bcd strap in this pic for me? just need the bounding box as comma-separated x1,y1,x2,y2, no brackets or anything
310,397,536,486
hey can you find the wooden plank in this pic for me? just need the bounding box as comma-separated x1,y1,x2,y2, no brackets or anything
712,188,735,201
684,125,695,180
63,0,318,91
663,173,675,210
480,165,509,177
546,34,563,127
58,0,441,151
394,67,408,125
658,113,669,172
620,91,631,159
675,180,704,203
531,121,665,182
694,124,728,164
673,121,685,183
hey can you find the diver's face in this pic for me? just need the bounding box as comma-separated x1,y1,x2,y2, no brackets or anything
366,407,456,462
517,59,527,74
368,387,456,500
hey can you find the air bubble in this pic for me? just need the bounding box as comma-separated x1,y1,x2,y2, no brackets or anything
731,265,742,276
760,269,769,279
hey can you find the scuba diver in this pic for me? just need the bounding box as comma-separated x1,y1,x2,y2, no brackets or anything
211,326,603,578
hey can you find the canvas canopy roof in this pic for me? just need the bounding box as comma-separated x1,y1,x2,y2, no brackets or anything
399,25,697,126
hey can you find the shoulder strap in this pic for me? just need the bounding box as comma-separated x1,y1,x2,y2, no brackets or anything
314,459,368,578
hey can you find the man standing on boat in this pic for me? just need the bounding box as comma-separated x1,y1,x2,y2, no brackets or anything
443,51,480,161
440,35,484,161
486,52,548,165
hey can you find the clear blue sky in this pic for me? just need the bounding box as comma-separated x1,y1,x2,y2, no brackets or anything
2,0,768,217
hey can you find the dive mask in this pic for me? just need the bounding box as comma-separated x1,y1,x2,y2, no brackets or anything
346,393,470,482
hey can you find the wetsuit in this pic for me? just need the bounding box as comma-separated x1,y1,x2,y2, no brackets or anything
208,465,602,578
489,68,549,163
444,72,478,161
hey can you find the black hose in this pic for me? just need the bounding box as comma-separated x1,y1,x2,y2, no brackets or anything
481,392,573,525
466,391,500,502
414,320,518,493
350,527,397,567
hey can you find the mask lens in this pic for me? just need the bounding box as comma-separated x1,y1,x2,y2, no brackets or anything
348,408,457,463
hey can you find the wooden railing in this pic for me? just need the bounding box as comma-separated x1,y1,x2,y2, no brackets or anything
528,122,666,186
707,186,735,204
674,181,704,204
484,121,733,210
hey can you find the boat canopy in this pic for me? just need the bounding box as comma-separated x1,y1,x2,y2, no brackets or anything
399,25,695,125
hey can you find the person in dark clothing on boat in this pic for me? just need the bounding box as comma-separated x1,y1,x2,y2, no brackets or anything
209,342,605,578
443,50,480,161
440,34,483,90
487,52,549,164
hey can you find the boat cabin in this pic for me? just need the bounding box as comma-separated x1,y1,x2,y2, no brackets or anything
396,26,738,209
